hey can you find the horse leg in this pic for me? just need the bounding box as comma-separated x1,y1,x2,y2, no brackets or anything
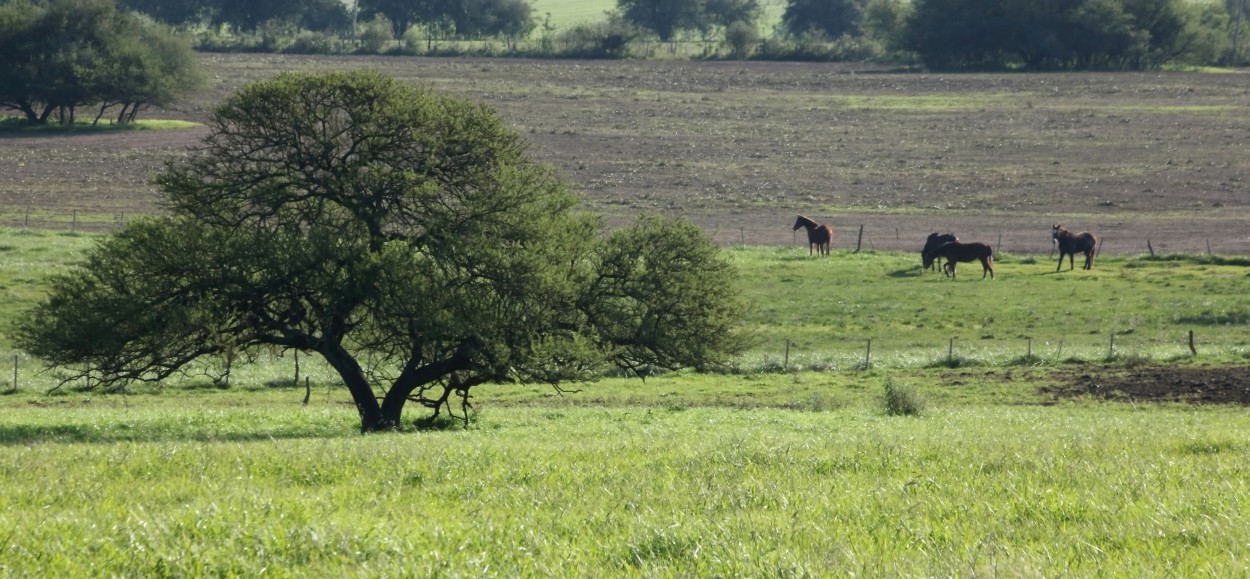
945,261,956,278
1056,253,1063,272
1084,250,1093,270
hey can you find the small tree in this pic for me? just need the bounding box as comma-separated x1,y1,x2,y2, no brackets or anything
0,0,201,125
783,0,865,39
617,0,702,42
18,71,750,433
723,20,760,58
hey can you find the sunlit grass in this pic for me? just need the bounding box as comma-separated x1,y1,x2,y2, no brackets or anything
2,401,1249,575
4,225,1250,573
0,116,199,132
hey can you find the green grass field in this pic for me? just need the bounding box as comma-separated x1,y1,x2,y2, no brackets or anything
3,227,1250,574
530,0,786,32
3,386,1249,575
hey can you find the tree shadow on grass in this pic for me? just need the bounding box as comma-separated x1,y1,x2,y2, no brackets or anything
0,423,352,446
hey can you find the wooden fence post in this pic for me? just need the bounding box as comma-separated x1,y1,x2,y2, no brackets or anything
1188,330,1197,356
864,338,872,369
1147,239,1154,256
784,338,790,370
855,224,864,253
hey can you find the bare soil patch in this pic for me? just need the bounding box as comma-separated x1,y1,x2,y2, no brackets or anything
1044,366,1250,405
3,55,1249,255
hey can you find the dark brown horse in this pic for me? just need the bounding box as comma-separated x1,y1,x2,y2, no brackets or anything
1052,224,1097,271
793,215,833,256
925,241,995,279
921,232,958,272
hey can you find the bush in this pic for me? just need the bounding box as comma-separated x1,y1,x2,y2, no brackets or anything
722,21,760,59
358,15,394,54
555,20,644,59
883,376,923,416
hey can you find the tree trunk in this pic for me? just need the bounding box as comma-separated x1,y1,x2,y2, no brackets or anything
318,344,387,432
377,353,472,428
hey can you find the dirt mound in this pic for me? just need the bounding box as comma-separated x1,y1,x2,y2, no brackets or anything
1046,366,1250,405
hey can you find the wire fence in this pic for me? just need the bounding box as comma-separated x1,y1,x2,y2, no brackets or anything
6,208,1250,257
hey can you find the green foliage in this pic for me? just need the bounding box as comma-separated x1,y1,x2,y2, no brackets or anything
0,0,202,125
906,0,1199,70
782,0,864,38
617,0,760,42
721,19,760,57
16,72,748,432
882,375,923,415
555,17,646,58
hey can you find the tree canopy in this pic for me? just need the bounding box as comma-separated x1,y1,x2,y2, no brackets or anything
17,71,750,433
782,0,865,39
0,0,202,125
616,0,760,43
905,0,1198,70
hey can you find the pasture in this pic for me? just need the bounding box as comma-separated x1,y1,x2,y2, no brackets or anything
2,56,1250,574
528,0,788,33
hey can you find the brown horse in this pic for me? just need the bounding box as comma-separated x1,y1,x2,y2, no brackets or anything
921,232,958,272
1052,224,1097,271
793,215,833,256
926,240,995,279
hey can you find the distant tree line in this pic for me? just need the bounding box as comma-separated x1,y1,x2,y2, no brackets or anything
3,0,1247,73
0,0,202,125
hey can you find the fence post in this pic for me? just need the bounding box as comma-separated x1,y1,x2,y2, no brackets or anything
948,337,955,362
784,338,790,370
855,224,864,253
1108,333,1116,358
864,338,872,369
1147,239,1154,256
1188,330,1197,356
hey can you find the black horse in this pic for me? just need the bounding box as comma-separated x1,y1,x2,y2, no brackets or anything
920,233,958,272
924,241,995,279
1052,224,1097,271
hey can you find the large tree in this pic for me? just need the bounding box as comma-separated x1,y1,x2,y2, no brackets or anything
17,71,749,433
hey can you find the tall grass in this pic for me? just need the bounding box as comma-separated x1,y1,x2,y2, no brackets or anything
4,227,1250,573
2,401,1248,575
